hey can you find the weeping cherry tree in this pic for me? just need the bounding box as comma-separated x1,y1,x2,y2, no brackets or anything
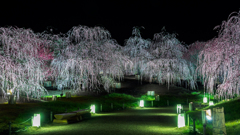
0,26,54,100
122,26,153,78
196,10,240,99
142,27,196,90
50,25,132,93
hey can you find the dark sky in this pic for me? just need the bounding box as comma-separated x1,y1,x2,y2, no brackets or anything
0,0,239,46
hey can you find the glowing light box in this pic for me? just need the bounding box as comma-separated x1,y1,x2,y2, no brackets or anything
32,114,40,127
177,104,182,114
147,91,155,96
206,109,212,120
209,101,214,106
178,113,185,128
203,97,207,103
90,104,95,113
140,100,144,107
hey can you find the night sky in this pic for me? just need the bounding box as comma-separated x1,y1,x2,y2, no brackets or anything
0,0,239,46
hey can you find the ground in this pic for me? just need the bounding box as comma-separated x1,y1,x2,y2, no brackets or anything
18,107,190,135
1,75,200,134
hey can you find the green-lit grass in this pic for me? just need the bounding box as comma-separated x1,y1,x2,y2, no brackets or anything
41,94,81,98
0,93,140,133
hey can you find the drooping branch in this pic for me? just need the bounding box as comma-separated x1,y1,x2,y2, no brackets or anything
0,26,56,99
142,27,196,90
50,25,132,93
196,10,240,99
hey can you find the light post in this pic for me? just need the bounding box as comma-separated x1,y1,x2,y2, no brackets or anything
32,114,41,127
140,100,144,107
90,104,95,113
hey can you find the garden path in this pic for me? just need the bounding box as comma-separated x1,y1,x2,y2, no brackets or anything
18,106,190,135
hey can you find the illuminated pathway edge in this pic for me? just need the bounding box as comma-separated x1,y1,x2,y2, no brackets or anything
19,106,189,135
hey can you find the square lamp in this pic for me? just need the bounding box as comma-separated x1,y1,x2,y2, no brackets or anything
177,104,183,114
140,100,144,107
209,101,214,106
147,91,155,96
206,109,212,120
178,113,185,128
203,97,208,103
90,104,95,113
32,114,40,127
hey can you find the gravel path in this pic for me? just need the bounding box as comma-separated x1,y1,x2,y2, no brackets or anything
18,106,189,135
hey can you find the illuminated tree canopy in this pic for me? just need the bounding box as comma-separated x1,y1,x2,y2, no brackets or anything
142,27,196,90
0,26,54,99
196,10,240,99
1,9,240,100
50,25,133,93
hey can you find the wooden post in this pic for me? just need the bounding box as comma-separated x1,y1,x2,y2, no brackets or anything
66,92,71,98
189,102,193,111
135,75,140,80
209,94,210,103
203,123,206,135
184,111,186,126
187,114,190,126
202,110,206,125
155,95,160,101
213,107,227,135
193,118,196,133
111,103,113,110
151,100,153,107
8,95,16,104
111,103,113,109
100,104,102,112
50,111,53,122
9,121,11,135
52,95,57,101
